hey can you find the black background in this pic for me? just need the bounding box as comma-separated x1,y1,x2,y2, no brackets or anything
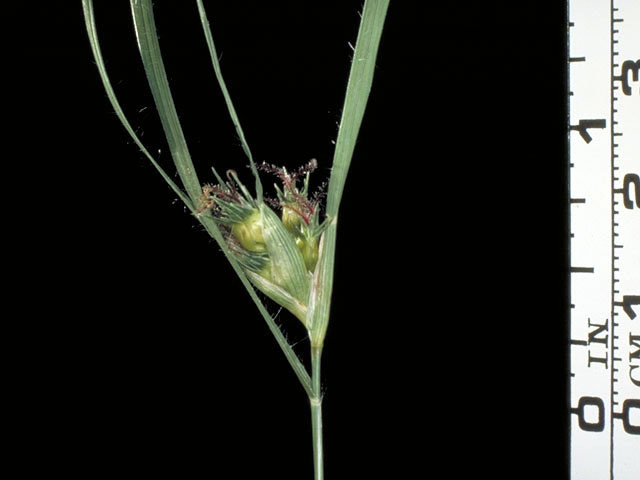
15,1,568,478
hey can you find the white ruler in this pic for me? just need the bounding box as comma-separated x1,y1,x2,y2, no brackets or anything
568,0,640,478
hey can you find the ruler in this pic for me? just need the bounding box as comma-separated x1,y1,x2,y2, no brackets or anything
568,0,640,478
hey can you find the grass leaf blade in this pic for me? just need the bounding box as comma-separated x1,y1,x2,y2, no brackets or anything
82,0,193,210
310,0,389,347
130,0,202,204
195,0,263,203
327,0,390,217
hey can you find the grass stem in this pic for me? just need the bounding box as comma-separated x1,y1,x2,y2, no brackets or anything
310,346,324,480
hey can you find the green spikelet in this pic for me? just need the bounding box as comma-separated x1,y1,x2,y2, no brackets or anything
198,168,328,327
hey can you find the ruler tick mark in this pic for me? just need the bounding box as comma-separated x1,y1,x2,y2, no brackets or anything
570,266,594,273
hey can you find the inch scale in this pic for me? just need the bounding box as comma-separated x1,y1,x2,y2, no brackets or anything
568,0,639,479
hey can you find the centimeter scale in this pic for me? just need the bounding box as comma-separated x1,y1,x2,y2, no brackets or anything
568,0,639,479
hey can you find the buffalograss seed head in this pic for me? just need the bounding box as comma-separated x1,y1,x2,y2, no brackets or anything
198,162,329,327
260,160,328,272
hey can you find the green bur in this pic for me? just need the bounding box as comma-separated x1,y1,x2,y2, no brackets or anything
243,203,313,326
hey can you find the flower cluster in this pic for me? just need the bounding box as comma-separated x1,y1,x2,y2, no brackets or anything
197,161,329,326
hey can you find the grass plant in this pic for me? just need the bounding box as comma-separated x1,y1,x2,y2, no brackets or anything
82,1,389,477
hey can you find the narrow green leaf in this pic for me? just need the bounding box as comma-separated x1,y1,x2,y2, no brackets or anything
327,0,390,217
130,0,202,204
195,0,263,203
310,0,389,347
82,0,193,210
